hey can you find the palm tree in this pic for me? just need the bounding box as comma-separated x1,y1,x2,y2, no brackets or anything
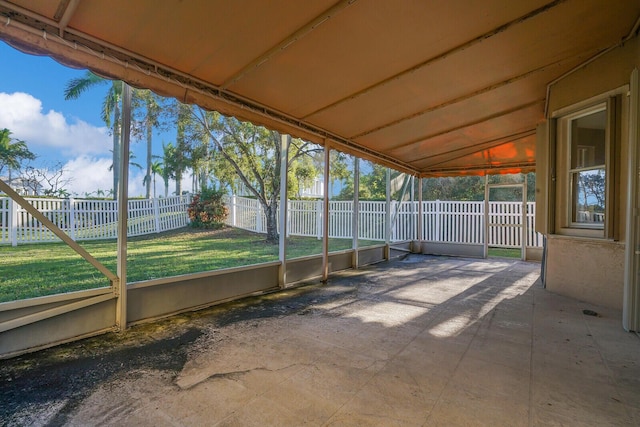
64,72,123,200
133,89,162,199
148,159,164,199
0,128,36,176
161,142,175,197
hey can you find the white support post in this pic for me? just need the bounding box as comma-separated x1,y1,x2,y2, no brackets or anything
624,68,640,331
385,167,391,260
116,82,131,332
483,174,489,259
417,176,423,252
278,134,290,288
322,143,330,281
352,158,360,269
522,174,528,261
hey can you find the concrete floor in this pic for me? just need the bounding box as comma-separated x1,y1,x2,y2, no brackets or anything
2,255,639,426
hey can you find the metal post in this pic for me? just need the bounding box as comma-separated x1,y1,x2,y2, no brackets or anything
624,68,640,331
278,134,290,288
116,82,131,332
417,176,423,252
385,167,391,260
484,174,489,259
522,174,528,261
322,143,330,281
352,157,360,268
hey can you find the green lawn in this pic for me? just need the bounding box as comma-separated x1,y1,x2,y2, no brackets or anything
0,227,369,303
488,247,522,259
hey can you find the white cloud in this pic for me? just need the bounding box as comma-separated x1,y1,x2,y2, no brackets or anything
0,92,111,156
61,156,112,196
60,156,150,197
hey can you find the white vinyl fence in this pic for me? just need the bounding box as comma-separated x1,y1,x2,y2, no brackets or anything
226,196,543,248
0,195,191,246
0,194,543,248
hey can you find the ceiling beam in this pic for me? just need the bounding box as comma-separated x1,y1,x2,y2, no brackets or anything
349,53,586,140
420,160,536,177
380,99,544,153
409,129,536,167
220,0,357,90
54,0,80,37
302,0,566,122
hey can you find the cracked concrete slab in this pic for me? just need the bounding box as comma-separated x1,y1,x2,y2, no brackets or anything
1,255,639,426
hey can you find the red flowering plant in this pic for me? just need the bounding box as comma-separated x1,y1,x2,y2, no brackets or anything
187,187,229,229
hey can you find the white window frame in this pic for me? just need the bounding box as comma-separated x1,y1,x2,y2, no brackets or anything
565,102,608,231
553,89,623,239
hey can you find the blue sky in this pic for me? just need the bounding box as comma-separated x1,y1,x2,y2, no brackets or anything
0,41,180,197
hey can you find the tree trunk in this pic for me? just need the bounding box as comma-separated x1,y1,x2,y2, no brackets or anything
176,170,182,196
264,203,279,243
145,120,152,199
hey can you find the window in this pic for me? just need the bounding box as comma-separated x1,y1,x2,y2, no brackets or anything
554,94,621,239
568,105,606,228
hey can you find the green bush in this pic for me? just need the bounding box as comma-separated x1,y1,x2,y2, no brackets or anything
187,188,229,229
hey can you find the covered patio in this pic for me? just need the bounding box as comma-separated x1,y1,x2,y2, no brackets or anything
2,255,638,425
1,2,640,424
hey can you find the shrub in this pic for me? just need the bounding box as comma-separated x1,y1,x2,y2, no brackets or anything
187,188,229,229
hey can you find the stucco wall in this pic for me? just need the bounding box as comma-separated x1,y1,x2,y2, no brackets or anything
547,38,640,114
541,36,639,310
546,236,625,310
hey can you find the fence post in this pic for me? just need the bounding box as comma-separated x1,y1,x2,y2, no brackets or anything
231,195,237,227
435,199,441,242
286,199,291,238
256,202,263,233
153,198,161,232
10,197,18,246
69,197,76,241
316,199,322,240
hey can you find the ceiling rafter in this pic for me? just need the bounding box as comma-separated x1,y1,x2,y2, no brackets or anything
380,99,545,154
349,53,587,140
420,160,535,178
53,0,79,37
302,0,566,122
220,0,357,90
409,129,536,167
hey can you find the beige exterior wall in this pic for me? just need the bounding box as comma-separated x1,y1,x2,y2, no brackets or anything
541,37,640,310
546,236,625,309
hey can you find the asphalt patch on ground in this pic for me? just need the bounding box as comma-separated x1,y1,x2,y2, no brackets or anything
0,271,365,426
0,327,202,426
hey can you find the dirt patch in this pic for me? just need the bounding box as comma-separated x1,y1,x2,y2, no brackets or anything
0,270,362,426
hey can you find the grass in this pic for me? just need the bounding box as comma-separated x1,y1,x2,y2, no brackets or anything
488,247,522,259
0,227,372,303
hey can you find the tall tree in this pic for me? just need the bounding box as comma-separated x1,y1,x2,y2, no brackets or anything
132,89,163,199
147,159,163,199
64,72,122,200
192,108,324,243
161,142,176,197
168,103,194,196
0,128,36,176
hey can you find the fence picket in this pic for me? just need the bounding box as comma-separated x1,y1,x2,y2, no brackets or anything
0,194,544,248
